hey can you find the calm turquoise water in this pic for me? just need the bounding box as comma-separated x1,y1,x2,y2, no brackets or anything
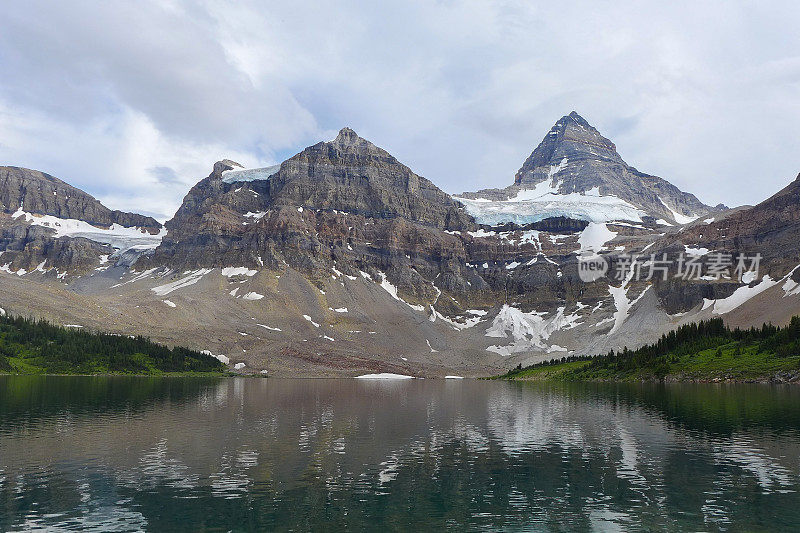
1,376,799,531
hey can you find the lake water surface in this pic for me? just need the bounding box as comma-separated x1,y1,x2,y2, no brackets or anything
1,376,799,531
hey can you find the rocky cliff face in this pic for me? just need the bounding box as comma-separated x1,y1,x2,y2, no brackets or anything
148,129,484,306
0,166,163,277
459,112,718,225
268,128,473,230
676,173,800,263
0,166,161,230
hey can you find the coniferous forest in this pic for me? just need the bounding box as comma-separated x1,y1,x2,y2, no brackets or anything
0,313,225,375
500,317,800,382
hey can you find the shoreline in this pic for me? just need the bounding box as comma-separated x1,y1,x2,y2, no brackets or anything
2,371,799,384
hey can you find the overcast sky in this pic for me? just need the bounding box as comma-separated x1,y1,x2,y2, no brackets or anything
1,1,799,220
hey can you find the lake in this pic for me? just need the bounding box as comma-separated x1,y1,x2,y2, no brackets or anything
1,376,799,531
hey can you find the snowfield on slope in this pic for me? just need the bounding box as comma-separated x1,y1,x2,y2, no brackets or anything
221,164,281,183
455,173,645,225
578,223,617,254
484,304,580,356
704,276,778,314
11,207,166,254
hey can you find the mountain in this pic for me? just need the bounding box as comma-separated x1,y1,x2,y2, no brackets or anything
0,118,797,378
1,166,160,229
456,112,718,226
677,173,800,264
0,166,163,276
148,128,478,300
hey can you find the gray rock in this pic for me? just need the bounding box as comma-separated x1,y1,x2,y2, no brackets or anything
0,166,161,230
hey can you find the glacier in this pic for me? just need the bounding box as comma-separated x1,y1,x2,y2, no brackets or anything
221,165,281,183
11,208,166,255
454,183,645,226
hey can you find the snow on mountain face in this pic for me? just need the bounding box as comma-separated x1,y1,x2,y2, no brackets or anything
577,223,618,254
221,165,281,184
458,112,713,226
658,197,699,225
484,304,580,356
454,172,645,225
11,208,166,254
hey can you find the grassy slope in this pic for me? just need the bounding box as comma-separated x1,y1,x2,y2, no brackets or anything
497,325,800,383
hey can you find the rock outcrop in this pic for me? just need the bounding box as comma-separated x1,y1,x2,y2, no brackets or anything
0,166,161,230
148,129,483,307
0,166,163,276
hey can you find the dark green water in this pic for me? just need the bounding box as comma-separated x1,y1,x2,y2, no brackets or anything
1,377,799,531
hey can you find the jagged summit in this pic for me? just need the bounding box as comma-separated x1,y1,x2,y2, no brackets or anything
214,159,245,177
515,112,621,185
218,128,385,185
457,112,717,226
152,128,476,267
333,126,361,145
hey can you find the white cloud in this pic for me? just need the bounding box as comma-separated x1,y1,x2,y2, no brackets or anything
1,0,799,219
0,102,261,220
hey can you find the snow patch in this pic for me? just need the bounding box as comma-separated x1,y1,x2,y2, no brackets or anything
484,305,581,355
710,276,777,314
243,211,266,222
202,350,229,365
607,269,651,335
355,373,414,380
242,292,264,300
685,246,710,257
578,223,617,254
429,306,484,330
111,268,158,288
376,273,425,312
152,269,212,296
221,267,258,277
658,197,699,225
221,164,280,183
13,208,166,254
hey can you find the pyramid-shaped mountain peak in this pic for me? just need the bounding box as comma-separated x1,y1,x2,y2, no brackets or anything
331,127,373,150
455,111,716,225
515,112,620,185
334,127,359,142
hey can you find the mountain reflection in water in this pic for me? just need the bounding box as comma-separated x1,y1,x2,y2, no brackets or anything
1,377,798,531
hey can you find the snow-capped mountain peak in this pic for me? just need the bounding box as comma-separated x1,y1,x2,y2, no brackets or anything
457,112,717,226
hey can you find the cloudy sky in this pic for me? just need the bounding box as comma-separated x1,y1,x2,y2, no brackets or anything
1,1,799,220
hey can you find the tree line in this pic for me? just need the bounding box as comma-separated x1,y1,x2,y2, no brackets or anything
0,313,225,374
504,316,800,379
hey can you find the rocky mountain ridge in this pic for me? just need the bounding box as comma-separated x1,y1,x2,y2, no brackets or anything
0,166,163,276
0,115,797,377
1,166,161,230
